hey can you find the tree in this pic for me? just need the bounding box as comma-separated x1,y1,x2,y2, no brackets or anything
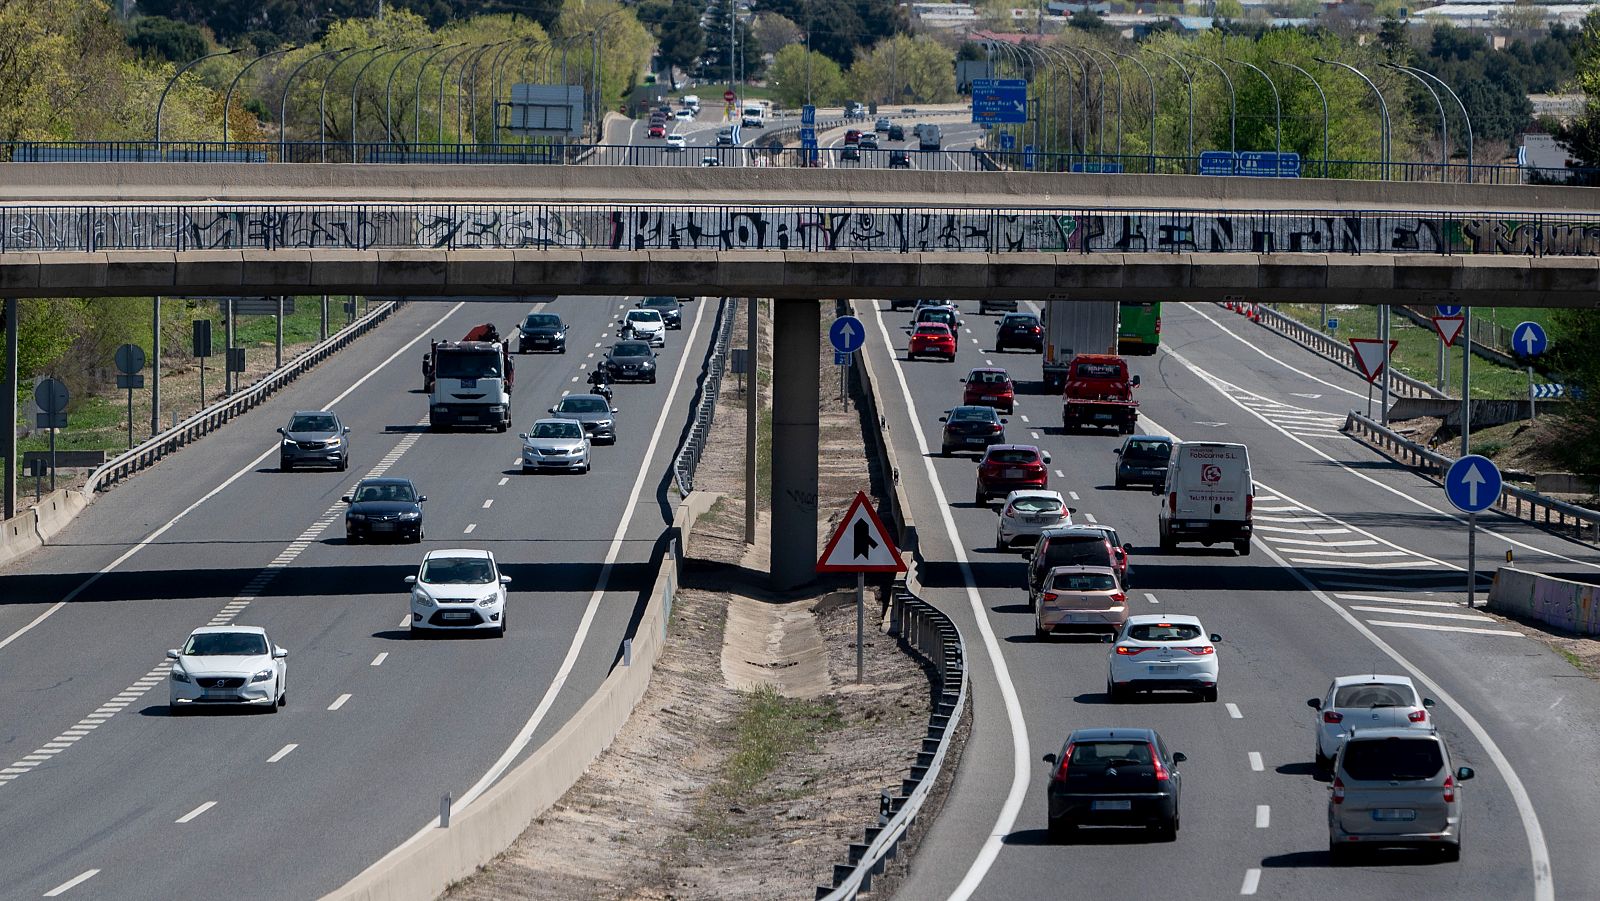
846,34,955,105
768,44,847,107
750,12,803,57
699,0,764,80
756,0,904,68
1213,0,1244,19
656,0,705,75
126,15,208,63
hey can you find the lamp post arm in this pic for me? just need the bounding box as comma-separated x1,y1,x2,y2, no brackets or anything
224,46,295,146
157,48,237,145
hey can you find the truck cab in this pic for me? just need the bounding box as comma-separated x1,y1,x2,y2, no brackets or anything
1060,354,1140,434
428,339,514,432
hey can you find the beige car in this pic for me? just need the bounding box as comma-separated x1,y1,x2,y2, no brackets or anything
1329,729,1474,862
1035,565,1126,639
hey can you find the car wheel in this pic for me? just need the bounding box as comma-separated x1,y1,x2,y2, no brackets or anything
169,703,188,717
996,532,1007,552
1159,532,1176,553
1314,747,1333,776
1107,680,1126,703
339,457,349,472
1046,817,1075,843
974,490,985,506
411,529,424,544
497,614,507,638
1441,843,1461,863
266,695,279,714
1114,477,1126,490
1235,540,1251,556
409,623,421,638
1034,622,1049,640
1201,687,1219,703
1329,840,1353,865
649,375,657,384
1152,818,1177,842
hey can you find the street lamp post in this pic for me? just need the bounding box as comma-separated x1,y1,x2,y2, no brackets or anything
1115,50,1157,173
1271,59,1328,177
1146,48,1193,168
223,46,296,147
156,48,237,146
1401,65,1474,182
435,44,482,147
1189,53,1236,157
351,46,413,157
459,41,511,145
1228,57,1281,159
1316,58,1390,180
1385,63,1448,181
321,46,384,161
1054,44,1094,158
385,43,446,146
1083,47,1125,158
280,46,353,162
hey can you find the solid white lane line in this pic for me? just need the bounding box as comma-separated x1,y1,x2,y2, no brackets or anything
463,524,477,534
267,744,297,763
0,302,467,657
1289,558,1440,570
1255,515,1324,523
1248,751,1264,772
1279,547,1412,558
1349,606,1495,622
1144,593,1160,604
43,870,99,897
1262,536,1377,547
175,801,216,824
327,693,352,711
1255,805,1270,828
1253,506,1303,513
1366,620,1523,637
1241,868,1262,895
1226,702,1242,719
1333,593,1461,608
371,652,389,666
872,304,1030,901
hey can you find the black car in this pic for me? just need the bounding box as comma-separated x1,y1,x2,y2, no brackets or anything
996,312,1045,352
859,132,879,150
1044,727,1185,841
517,312,567,354
888,149,911,169
887,124,906,141
1027,527,1119,608
939,405,1006,456
1114,435,1173,489
604,340,658,383
639,296,683,329
343,477,426,543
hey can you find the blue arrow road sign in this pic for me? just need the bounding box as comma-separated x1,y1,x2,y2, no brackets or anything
1435,304,1463,317
1445,455,1502,514
1513,321,1548,357
829,316,866,354
1532,383,1566,399
999,133,1016,151
801,104,816,126
1199,150,1235,176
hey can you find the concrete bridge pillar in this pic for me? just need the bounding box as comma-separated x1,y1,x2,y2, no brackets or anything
770,298,819,590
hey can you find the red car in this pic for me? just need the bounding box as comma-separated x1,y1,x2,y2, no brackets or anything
844,129,863,145
908,323,956,361
648,123,666,138
976,444,1052,505
962,367,1015,413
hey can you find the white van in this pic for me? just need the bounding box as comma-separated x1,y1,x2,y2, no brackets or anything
1157,441,1252,554
682,94,700,111
741,104,765,128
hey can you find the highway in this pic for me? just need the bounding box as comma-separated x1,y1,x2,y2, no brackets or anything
0,295,717,900
861,300,1600,900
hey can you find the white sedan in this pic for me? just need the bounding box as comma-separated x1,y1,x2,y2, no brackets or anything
665,132,686,151
996,489,1070,550
407,548,510,637
520,418,591,473
168,626,287,713
1107,614,1221,703
1308,674,1436,772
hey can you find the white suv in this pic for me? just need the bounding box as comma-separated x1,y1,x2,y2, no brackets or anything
406,549,510,637
1309,675,1436,773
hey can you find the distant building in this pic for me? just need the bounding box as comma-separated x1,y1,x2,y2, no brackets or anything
1407,0,1600,29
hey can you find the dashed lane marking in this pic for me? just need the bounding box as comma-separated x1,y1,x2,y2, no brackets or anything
175,801,216,824
1248,751,1263,772
1226,702,1242,719
43,870,99,897
1349,606,1498,622
1144,593,1160,604
1364,620,1524,637
267,744,297,763
371,652,389,666
1241,868,1261,895
327,693,352,711
1255,805,1270,828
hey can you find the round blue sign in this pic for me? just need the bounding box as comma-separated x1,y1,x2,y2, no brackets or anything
1435,304,1463,317
829,316,866,354
1512,321,1548,358
1444,454,1502,514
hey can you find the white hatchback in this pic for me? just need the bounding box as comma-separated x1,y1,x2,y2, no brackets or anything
1309,675,1436,772
407,549,510,637
996,489,1070,550
1107,614,1222,702
168,626,287,713
620,309,667,346
665,132,686,150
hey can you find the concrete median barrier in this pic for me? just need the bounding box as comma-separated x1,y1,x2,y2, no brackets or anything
1489,566,1600,636
0,488,88,568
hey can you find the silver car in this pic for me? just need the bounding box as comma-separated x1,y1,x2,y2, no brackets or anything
278,410,349,471
520,418,590,473
1329,729,1473,862
1309,675,1436,773
548,394,617,444
996,490,1070,550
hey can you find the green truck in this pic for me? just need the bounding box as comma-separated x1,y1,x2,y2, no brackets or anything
1118,302,1161,355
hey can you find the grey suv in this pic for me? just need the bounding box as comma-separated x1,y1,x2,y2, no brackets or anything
278,411,349,471
1329,730,1474,862
1026,527,1119,610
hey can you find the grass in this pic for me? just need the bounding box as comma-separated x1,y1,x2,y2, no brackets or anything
1556,646,1587,673
694,685,841,841
1276,304,1533,398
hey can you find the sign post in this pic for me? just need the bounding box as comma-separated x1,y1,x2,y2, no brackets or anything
817,491,907,683
829,315,865,403
1512,321,1549,420
192,319,213,405
114,343,146,449
1445,455,1502,608
1348,338,1398,418
33,378,69,491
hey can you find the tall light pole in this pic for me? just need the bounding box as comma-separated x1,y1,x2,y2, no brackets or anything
435,43,482,146
1115,49,1156,173
321,46,384,161
386,43,446,145
351,46,413,156
1398,64,1473,182
1189,53,1236,157
1385,63,1447,181
1271,59,1327,176
1083,46,1124,158
1316,58,1390,180
223,46,295,147
1146,48,1193,167
460,41,510,145
1228,57,1281,159
156,48,237,145
280,46,353,161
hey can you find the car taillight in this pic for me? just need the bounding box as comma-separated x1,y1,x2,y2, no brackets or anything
991,424,1003,433
1332,777,1345,804
1246,494,1254,518
1442,774,1455,802
1323,711,1343,724
1054,745,1073,782
1109,592,1126,604
1148,743,1169,781
1115,646,1150,655
1155,317,1162,335
1181,645,1214,655
1168,492,1177,515
1030,326,1041,333
1409,709,1427,723
1042,592,1059,603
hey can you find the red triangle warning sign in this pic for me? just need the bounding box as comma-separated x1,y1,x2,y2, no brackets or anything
1432,315,1465,347
1348,338,1398,384
817,491,906,573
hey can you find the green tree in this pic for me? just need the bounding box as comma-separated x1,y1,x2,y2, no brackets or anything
758,0,905,68
768,44,847,107
846,34,955,105
126,15,208,63
1547,307,1600,473
750,12,803,58
656,0,705,75
699,0,764,80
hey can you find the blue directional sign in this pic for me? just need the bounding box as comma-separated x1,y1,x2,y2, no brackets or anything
1327,318,1339,331
799,127,816,144
829,315,866,354
1532,383,1567,399
971,78,1028,124
999,132,1016,151
1237,150,1301,177
1513,321,1549,358
1069,161,1125,174
801,104,816,126
1445,455,1502,514
1024,144,1036,171
1199,151,1235,176
1435,304,1463,317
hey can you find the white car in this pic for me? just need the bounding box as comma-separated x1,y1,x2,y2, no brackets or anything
674,108,694,120
407,548,510,637
699,156,722,167
620,309,667,346
665,132,686,151
1308,674,1436,772
520,418,590,473
1107,614,1221,703
997,489,1070,550
168,626,286,713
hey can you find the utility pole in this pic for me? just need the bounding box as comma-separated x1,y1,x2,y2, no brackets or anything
3,298,16,520
745,297,758,545
151,297,161,437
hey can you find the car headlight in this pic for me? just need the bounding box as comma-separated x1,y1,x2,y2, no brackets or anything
170,666,191,683
282,439,295,447
250,669,273,683
325,437,342,447
479,593,499,607
347,512,365,521
398,511,420,520
414,591,434,607
597,420,612,429
641,360,656,369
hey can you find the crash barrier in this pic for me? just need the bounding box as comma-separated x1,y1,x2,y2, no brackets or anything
672,297,736,495
814,585,968,899
0,488,87,568
83,299,402,494
324,490,721,901
1250,304,1446,400
1343,411,1600,544
1488,566,1600,636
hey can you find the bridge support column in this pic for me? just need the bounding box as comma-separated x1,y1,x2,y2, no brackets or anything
769,298,819,590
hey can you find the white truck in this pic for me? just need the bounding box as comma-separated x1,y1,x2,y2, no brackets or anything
1157,441,1254,555
682,94,700,111
741,104,765,128
1040,300,1119,391
425,334,514,432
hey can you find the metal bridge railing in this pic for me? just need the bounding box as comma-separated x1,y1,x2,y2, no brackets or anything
672,297,736,496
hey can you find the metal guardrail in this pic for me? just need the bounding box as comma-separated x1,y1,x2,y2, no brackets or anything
1249,304,1448,400
815,585,967,900
1342,411,1600,544
83,299,402,493
672,297,735,496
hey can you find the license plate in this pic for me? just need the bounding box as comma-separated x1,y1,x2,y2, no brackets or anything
982,395,999,401
460,415,478,422
1372,809,1417,821
203,690,235,699
1091,800,1132,811
441,611,471,620
1025,515,1046,523
1005,468,1024,478
1093,413,1113,420
372,523,394,531
1148,664,1179,674
1183,521,1206,528
1067,614,1095,623
967,437,985,444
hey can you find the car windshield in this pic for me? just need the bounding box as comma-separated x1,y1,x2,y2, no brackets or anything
1050,571,1116,591
1127,623,1203,642
532,421,582,439
523,314,560,329
987,449,1039,464
613,343,651,357
626,311,662,323
420,557,494,585
1002,315,1039,327
559,397,610,413
918,310,955,325
644,297,676,308
1123,440,1171,461
184,632,268,656
1012,496,1063,513
434,349,502,379
1334,683,1415,709
970,371,1009,384
1341,738,1444,782
354,482,416,503
915,325,949,336
1069,741,1151,767
950,407,994,422
288,414,336,432
1043,538,1109,567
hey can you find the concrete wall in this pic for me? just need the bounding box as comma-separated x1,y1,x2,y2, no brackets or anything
1489,566,1600,635
7,248,1600,306
0,488,87,568
8,162,1600,213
